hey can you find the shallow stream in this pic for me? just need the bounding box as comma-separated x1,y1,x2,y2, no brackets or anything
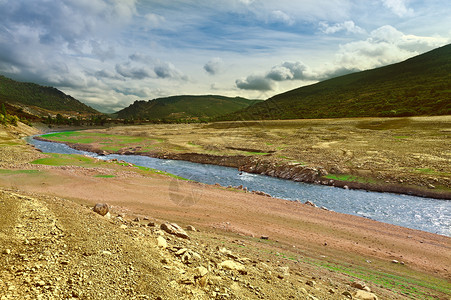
28,136,450,237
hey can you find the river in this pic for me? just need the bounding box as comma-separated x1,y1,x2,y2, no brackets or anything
27,136,450,237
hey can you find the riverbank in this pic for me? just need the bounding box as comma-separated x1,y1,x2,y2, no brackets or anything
1,122,451,299
35,116,451,199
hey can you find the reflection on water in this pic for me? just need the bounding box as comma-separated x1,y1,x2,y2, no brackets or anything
28,136,451,237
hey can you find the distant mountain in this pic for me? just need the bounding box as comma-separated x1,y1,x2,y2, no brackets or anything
0,75,99,116
115,95,263,121
218,44,451,120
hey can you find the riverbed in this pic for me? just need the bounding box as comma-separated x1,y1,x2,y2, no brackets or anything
28,136,451,237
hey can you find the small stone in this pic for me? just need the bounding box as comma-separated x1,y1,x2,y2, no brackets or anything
156,236,167,249
120,224,127,229
260,236,269,240
351,281,370,291
93,203,109,216
304,200,316,207
3,249,11,255
186,225,196,232
306,280,315,287
133,217,141,222
391,260,399,264
194,266,208,277
147,222,156,227
342,291,353,298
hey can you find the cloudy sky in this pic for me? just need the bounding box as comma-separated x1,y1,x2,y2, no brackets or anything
0,0,450,112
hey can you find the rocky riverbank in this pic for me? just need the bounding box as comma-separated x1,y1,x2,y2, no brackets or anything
34,135,451,200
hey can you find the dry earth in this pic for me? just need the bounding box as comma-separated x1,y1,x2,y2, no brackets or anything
83,116,450,199
0,122,450,299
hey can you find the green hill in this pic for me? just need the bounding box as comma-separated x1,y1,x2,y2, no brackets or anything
115,95,263,121
218,44,451,120
0,75,98,115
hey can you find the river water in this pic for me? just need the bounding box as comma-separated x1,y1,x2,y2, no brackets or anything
28,136,450,237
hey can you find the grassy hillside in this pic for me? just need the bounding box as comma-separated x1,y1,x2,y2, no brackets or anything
115,95,262,121
218,44,451,120
0,75,98,115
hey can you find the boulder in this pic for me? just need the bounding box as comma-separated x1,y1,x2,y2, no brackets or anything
93,203,109,216
351,281,371,292
352,290,378,300
218,260,245,271
160,222,190,239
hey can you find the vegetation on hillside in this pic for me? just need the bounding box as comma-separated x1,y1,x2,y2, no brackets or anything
0,75,98,115
217,44,451,120
0,102,23,126
115,95,263,122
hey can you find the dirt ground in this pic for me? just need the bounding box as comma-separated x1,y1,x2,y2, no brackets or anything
0,123,450,299
58,116,450,198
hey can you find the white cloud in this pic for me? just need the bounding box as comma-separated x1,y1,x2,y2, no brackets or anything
319,20,365,34
335,25,450,70
381,0,414,17
268,10,294,25
145,13,166,27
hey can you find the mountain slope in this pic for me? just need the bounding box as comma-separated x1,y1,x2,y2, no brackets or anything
218,44,451,120
0,75,98,115
116,95,263,120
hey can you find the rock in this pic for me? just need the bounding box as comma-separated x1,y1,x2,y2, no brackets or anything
305,280,316,287
133,217,140,222
147,222,156,227
342,291,353,298
93,203,109,216
276,266,290,277
218,260,245,271
120,224,127,229
194,266,208,277
427,184,435,189
304,200,316,207
260,236,269,240
343,185,349,189
156,236,167,249
160,223,190,239
391,260,399,264
186,225,196,232
352,290,378,300
3,249,11,255
351,281,371,292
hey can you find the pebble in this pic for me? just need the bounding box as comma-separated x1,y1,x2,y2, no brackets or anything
3,249,11,254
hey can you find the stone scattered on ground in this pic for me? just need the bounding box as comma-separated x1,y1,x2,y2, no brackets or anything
93,203,109,216
160,222,190,239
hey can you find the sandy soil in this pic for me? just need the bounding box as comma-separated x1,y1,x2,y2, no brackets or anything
1,123,450,299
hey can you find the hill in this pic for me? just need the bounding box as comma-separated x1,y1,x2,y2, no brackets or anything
115,95,263,121
218,44,451,120
0,75,99,116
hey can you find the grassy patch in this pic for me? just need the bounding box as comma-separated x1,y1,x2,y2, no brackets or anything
324,174,376,184
393,135,409,139
94,174,116,178
30,153,187,180
0,169,41,174
31,153,94,167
